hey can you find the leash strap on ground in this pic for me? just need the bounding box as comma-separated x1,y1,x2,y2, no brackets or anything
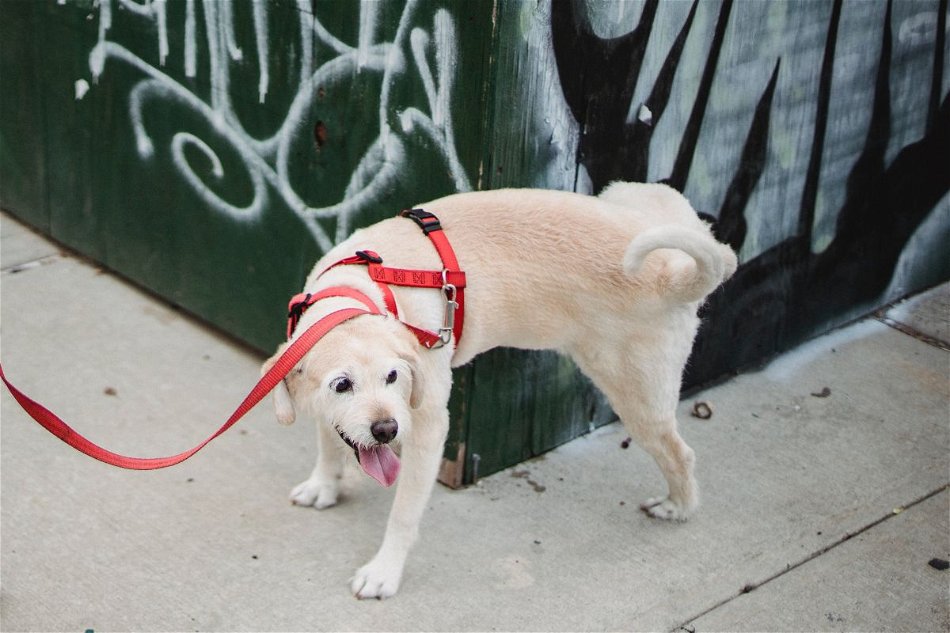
0,307,369,470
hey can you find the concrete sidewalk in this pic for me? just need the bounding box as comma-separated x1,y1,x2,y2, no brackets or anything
1,212,947,632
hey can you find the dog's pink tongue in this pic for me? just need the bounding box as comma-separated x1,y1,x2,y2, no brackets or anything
358,445,401,487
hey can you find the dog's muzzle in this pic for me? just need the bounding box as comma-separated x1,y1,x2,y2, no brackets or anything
336,425,401,487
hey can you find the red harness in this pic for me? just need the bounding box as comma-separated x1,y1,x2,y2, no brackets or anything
287,208,466,350
0,209,464,470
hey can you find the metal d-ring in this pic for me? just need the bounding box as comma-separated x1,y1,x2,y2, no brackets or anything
435,274,458,348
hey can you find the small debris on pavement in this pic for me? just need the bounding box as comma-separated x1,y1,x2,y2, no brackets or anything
103,387,117,396
691,401,713,419
620,437,631,449
510,469,545,493
811,387,832,398
928,558,949,571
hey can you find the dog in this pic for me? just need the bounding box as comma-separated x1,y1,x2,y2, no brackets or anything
261,182,738,599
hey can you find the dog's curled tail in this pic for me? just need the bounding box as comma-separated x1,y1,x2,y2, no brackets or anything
623,226,738,304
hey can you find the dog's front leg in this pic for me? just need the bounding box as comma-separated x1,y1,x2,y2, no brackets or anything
351,407,449,599
290,418,347,509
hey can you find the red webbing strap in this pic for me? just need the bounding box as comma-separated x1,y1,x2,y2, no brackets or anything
417,216,465,346
366,264,466,289
317,209,467,347
287,286,382,337
401,323,443,349
285,285,417,348
378,283,399,318
318,255,401,323
0,307,369,470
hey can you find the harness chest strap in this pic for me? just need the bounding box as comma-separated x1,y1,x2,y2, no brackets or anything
293,208,466,349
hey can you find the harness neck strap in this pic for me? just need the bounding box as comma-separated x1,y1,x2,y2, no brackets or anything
286,285,443,349
286,286,381,339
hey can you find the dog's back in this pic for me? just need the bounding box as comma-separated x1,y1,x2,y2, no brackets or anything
416,185,736,360
321,184,736,364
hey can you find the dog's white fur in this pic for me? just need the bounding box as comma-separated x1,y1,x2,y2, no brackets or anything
262,183,738,599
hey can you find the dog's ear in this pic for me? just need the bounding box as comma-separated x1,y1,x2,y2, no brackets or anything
261,344,296,425
408,359,423,409
397,347,423,409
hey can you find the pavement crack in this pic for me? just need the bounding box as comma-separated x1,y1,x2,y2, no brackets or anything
669,484,950,632
1,254,64,275
874,311,949,351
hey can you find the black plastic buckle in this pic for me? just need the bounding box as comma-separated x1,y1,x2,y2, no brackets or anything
400,208,442,235
355,250,383,264
287,293,313,335
288,293,312,320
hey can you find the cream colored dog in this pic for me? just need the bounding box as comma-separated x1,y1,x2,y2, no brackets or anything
262,182,738,599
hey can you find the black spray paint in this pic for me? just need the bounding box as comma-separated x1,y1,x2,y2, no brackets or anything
551,0,950,386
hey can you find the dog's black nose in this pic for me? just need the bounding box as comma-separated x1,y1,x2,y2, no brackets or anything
370,418,398,444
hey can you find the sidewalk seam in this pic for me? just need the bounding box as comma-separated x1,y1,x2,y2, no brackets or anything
670,483,950,632
1,254,64,276
874,311,950,351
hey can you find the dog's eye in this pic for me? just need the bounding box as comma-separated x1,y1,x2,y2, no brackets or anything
332,377,353,394
386,369,398,385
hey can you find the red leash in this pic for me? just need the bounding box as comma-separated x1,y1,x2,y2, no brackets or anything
0,307,369,470
1,208,466,471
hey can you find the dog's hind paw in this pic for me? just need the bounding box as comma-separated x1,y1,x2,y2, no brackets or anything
640,496,693,522
351,558,403,599
290,478,339,509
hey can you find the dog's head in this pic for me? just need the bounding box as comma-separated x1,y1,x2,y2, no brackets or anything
261,314,422,486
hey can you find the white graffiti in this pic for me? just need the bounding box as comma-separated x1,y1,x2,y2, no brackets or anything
83,0,471,251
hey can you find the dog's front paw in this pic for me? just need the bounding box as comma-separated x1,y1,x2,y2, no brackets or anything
640,496,694,522
290,478,339,509
351,557,403,600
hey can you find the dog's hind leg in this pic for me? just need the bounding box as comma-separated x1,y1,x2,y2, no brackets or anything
351,404,450,599
572,345,698,521
624,417,697,521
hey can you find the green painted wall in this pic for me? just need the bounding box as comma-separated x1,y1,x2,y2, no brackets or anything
2,0,947,486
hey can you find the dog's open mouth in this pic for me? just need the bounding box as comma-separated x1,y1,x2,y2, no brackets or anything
336,428,401,487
